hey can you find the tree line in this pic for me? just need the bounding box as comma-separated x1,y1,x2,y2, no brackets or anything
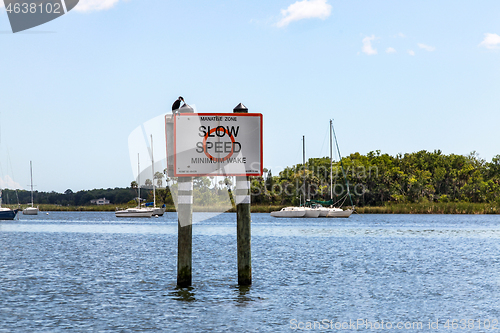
249,150,500,207
1,187,144,206
3,150,499,208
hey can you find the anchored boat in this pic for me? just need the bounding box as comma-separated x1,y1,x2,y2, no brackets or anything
115,207,153,218
0,189,19,220
115,153,154,218
270,206,306,218
271,136,322,218
23,161,39,215
149,135,165,217
305,119,354,218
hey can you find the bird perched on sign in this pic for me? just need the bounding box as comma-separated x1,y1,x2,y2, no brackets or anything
172,96,185,113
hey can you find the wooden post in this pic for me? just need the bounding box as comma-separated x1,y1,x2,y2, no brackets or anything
177,176,193,287
176,104,194,287
234,103,252,285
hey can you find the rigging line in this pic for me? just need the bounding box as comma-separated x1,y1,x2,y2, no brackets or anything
141,124,152,165
318,126,329,158
331,193,348,207
331,120,354,208
7,148,16,184
6,148,20,204
338,194,348,208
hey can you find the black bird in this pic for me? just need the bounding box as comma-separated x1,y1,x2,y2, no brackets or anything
172,96,185,112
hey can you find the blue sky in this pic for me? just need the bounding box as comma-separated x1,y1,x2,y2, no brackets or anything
1,0,499,192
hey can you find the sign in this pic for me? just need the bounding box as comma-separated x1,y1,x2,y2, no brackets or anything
171,113,262,177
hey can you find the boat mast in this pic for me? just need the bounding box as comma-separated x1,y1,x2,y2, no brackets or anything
303,135,306,204
331,120,354,208
329,120,333,201
151,135,156,209
137,153,140,208
30,161,34,207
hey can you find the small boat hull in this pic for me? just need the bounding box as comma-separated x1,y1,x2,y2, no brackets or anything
326,209,353,218
23,207,39,215
271,207,323,218
0,209,19,220
152,207,165,216
270,207,306,218
317,208,329,217
115,208,154,218
304,208,320,218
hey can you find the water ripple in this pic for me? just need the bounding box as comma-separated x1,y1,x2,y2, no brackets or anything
1,212,500,332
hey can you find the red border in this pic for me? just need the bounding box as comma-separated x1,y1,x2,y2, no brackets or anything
171,113,263,177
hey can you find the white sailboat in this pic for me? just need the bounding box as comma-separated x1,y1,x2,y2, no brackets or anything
271,136,320,218
270,206,306,218
303,207,321,218
148,135,165,216
324,119,353,218
302,136,320,218
326,207,353,218
115,207,154,218
115,154,154,218
23,161,39,215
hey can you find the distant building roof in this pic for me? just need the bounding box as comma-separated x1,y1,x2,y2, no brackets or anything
90,197,110,205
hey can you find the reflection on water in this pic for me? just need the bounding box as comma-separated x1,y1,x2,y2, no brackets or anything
1,212,500,332
171,287,196,302
3,212,500,239
234,285,253,305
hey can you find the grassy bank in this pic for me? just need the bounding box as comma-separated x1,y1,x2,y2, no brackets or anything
6,204,284,213
5,203,500,214
356,202,500,214
250,203,500,214
4,204,283,213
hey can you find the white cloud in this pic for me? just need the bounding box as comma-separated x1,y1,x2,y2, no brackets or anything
386,47,396,54
397,32,406,38
418,43,435,52
361,35,377,55
276,0,332,28
408,50,415,56
74,0,122,12
479,33,500,49
0,175,22,190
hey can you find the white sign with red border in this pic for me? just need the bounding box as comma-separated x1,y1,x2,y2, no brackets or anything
172,113,263,177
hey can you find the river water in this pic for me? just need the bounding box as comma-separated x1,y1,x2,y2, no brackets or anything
1,212,500,332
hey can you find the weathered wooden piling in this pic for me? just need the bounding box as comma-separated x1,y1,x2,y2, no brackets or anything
234,103,252,285
177,176,193,287
176,104,194,288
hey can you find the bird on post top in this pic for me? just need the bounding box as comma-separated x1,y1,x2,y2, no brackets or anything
172,96,185,113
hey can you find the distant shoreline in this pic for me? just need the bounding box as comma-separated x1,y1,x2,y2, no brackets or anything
6,202,500,214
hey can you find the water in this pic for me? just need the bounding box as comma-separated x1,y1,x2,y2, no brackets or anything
1,212,500,332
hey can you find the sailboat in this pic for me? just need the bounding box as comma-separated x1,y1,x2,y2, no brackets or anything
115,154,154,218
270,206,306,218
23,161,39,215
146,135,165,216
308,119,353,218
0,189,19,220
271,136,320,218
